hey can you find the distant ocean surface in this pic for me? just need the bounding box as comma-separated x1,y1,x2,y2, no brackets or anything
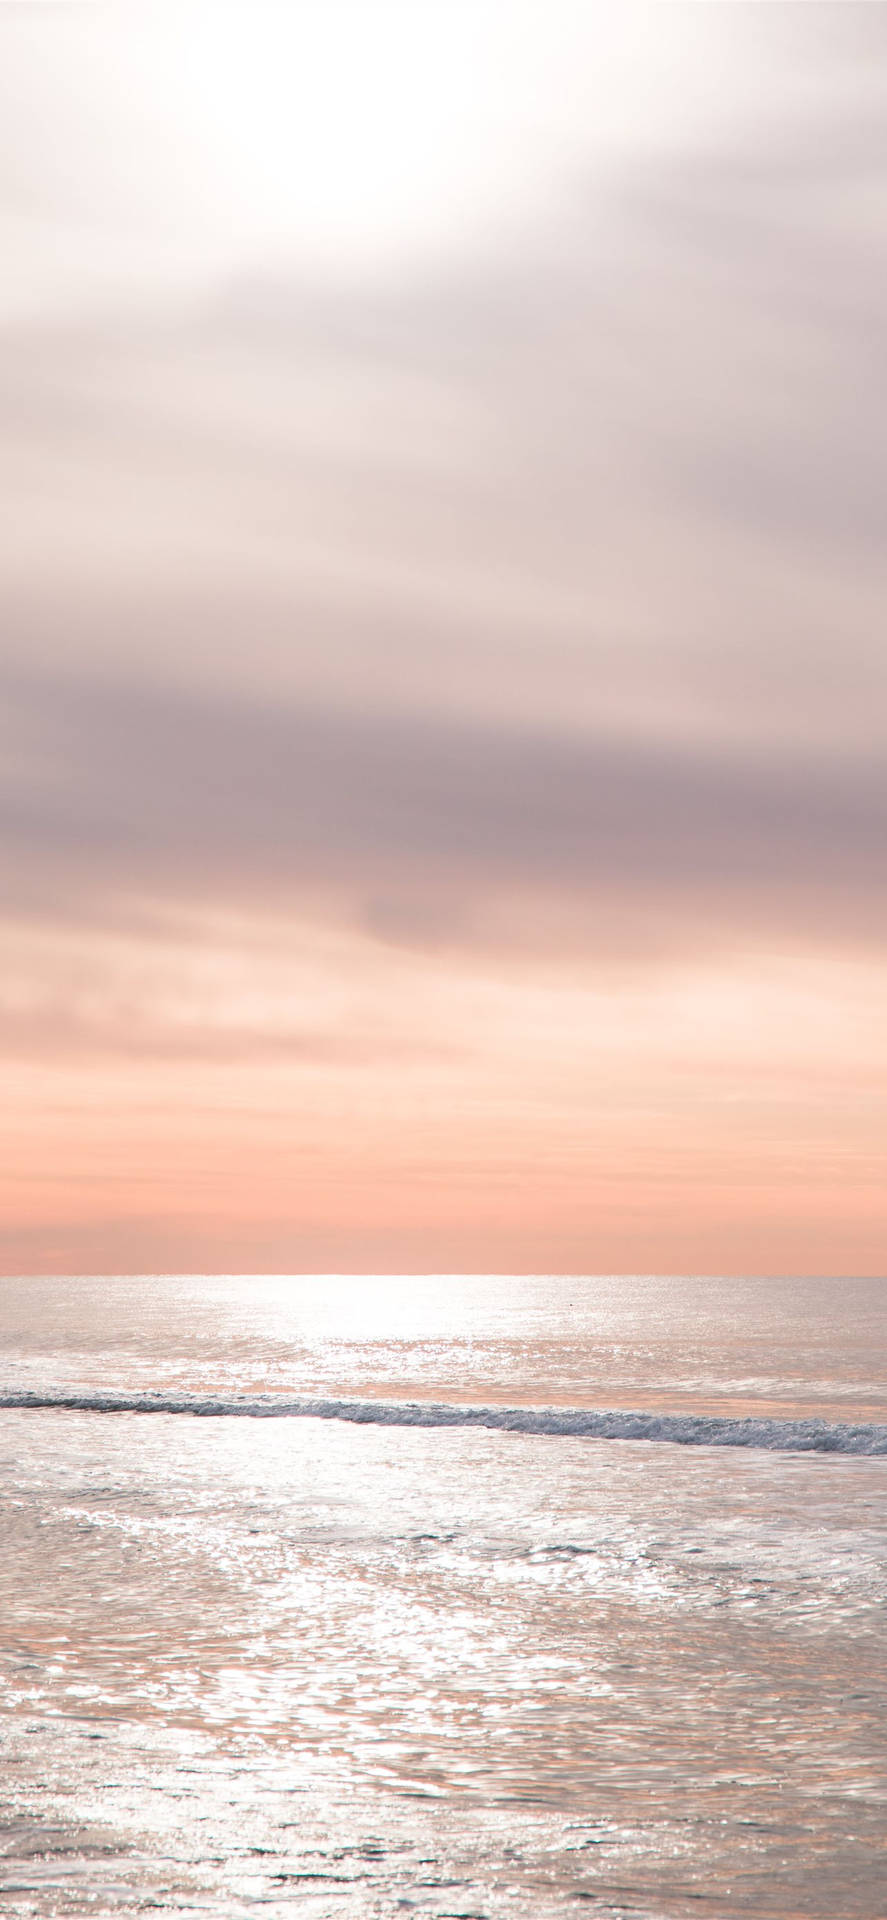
1,1273,885,1918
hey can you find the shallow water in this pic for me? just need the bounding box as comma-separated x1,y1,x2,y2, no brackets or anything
1,1274,885,1917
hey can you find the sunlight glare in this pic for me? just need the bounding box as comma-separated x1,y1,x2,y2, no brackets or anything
134,1,691,270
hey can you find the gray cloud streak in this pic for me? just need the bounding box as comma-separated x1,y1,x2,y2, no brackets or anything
2,662,884,959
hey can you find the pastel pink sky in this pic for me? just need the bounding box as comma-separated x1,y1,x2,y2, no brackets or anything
2,3,886,1275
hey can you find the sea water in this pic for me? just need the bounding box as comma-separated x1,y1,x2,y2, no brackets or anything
1,1273,885,1917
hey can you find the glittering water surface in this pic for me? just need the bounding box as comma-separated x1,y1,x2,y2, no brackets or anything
1,1276,885,1917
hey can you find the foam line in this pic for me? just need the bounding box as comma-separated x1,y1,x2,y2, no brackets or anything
1,1391,885,1453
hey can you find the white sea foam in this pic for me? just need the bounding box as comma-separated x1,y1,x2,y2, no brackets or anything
2,1390,885,1453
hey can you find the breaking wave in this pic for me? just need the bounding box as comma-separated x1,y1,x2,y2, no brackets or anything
1,1390,885,1453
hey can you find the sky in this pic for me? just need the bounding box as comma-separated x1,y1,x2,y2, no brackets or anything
1,1,886,1276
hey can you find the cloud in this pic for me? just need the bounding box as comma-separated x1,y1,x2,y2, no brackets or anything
1,14,886,967
3,73,887,765
1,659,884,963
0,997,438,1067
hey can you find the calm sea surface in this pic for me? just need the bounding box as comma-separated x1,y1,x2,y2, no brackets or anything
1,1273,885,1918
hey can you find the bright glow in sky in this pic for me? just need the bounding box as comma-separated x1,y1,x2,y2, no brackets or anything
3,0,748,298
144,0,731,262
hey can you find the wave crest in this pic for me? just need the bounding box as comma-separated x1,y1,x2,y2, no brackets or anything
1,1391,885,1454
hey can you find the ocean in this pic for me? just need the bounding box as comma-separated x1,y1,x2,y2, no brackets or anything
1,1273,884,1918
